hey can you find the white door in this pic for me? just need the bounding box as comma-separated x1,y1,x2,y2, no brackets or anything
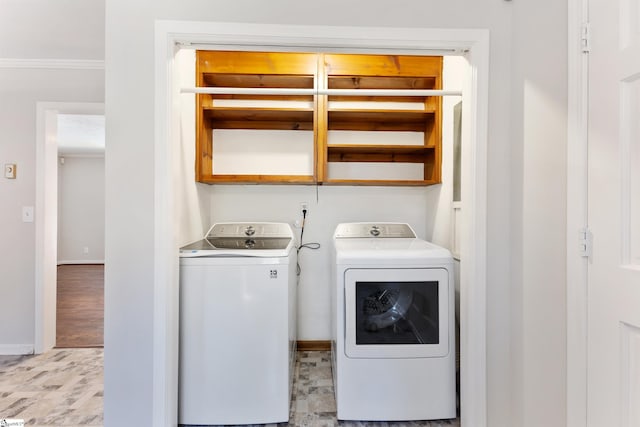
587,0,640,425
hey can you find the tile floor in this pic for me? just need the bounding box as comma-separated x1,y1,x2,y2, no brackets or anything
284,352,459,427
0,349,459,427
0,348,103,427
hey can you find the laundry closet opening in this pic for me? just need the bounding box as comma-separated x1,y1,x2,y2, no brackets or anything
156,23,489,427
175,45,467,409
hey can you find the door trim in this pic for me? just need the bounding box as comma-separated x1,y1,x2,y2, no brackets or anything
566,0,589,425
35,101,105,354
155,21,489,427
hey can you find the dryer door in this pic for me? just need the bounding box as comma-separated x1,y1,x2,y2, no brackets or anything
344,268,450,359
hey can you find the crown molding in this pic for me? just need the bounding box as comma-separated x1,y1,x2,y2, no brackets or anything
0,58,104,70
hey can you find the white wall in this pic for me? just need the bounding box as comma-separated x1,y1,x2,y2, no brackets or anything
432,56,466,250
0,66,104,354
0,0,105,354
510,1,568,426
0,0,104,60
176,49,209,242
58,156,105,263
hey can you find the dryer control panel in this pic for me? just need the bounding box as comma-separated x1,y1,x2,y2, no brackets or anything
333,223,416,239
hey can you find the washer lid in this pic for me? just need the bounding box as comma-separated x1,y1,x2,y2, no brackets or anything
334,222,416,239
180,222,294,258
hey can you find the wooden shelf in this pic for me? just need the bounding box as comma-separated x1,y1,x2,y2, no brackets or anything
203,74,314,90
328,109,435,132
204,107,314,130
327,76,438,103
327,144,432,163
328,76,438,90
323,178,439,186
197,174,317,185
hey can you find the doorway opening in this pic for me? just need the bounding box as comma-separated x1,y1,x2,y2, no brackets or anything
35,103,105,353
55,113,105,348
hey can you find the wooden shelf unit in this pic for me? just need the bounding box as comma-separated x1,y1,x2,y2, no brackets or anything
195,51,443,186
196,51,317,184
320,53,443,185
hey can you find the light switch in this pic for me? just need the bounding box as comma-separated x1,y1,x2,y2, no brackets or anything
5,163,16,179
22,206,34,223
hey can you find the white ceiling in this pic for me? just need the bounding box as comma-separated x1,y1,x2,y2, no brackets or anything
57,114,105,155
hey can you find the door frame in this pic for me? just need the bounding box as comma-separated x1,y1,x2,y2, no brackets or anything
34,101,105,354
566,0,589,425
154,21,489,427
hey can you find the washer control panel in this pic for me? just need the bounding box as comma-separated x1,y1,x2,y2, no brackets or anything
207,222,292,239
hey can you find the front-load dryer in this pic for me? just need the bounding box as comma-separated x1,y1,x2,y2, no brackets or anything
178,222,297,425
331,222,456,421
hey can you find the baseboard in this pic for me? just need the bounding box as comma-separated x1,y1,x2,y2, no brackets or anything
57,260,105,265
2,342,326,355
297,340,331,351
0,344,34,355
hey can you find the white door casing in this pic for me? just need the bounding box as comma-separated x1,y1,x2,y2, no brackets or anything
586,0,640,425
35,105,59,354
566,0,589,425
35,101,105,354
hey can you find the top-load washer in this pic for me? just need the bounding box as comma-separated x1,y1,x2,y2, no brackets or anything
178,222,297,425
331,222,456,421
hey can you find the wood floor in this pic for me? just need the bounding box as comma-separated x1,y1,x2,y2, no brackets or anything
56,264,104,348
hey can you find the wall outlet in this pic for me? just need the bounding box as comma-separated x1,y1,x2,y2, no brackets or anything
300,202,309,213
83,247,89,255
5,163,16,179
